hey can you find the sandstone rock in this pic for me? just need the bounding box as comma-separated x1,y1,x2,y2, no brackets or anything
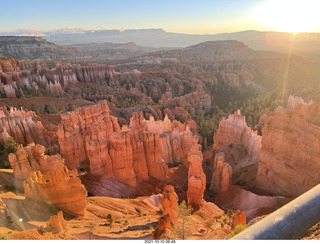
24,166,87,216
214,185,289,219
45,211,68,234
210,152,232,195
161,185,179,224
256,96,320,197
161,91,211,111
0,107,50,147
57,102,195,191
232,210,246,229
152,185,178,239
213,110,261,162
187,137,206,211
9,143,65,180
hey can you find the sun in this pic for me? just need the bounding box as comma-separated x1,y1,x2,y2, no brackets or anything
253,0,320,33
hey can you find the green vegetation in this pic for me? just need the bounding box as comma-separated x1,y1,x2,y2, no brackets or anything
173,200,193,240
106,213,114,227
205,221,212,233
226,210,234,225
196,212,204,219
123,220,129,226
0,235,8,240
6,139,17,154
193,90,287,150
228,224,248,238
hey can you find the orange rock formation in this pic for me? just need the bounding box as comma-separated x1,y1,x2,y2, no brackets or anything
57,101,194,189
9,143,64,180
257,96,320,197
232,210,246,229
0,107,50,147
210,152,232,194
213,110,261,162
44,211,68,234
24,166,87,216
152,185,178,239
187,137,206,211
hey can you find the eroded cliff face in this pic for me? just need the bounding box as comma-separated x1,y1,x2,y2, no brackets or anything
256,96,320,197
152,185,178,239
213,110,261,162
57,101,195,189
160,91,211,111
187,137,206,211
210,152,232,195
9,143,64,180
0,107,50,147
24,166,87,216
0,59,114,98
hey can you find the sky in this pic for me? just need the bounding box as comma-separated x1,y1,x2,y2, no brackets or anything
1,0,320,34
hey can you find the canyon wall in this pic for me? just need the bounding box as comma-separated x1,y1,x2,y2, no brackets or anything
0,107,50,147
24,166,87,216
57,101,195,187
256,96,320,197
213,110,261,162
9,143,64,180
0,59,115,98
210,152,232,195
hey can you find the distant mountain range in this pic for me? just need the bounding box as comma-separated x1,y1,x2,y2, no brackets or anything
0,36,174,61
2,29,320,61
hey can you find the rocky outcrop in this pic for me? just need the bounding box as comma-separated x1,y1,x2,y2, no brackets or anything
160,91,211,111
256,96,320,197
24,166,87,216
44,211,68,234
57,101,195,189
187,137,206,211
152,185,178,239
0,107,50,147
160,185,179,224
8,143,65,180
210,152,232,195
209,139,290,219
213,110,261,162
0,36,90,61
232,210,246,228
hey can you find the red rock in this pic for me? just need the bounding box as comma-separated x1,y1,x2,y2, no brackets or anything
213,110,261,162
9,143,64,180
232,210,246,229
152,185,178,239
256,96,320,197
187,137,206,211
0,107,50,147
24,166,87,216
210,152,232,194
57,102,195,192
160,91,211,111
45,211,68,234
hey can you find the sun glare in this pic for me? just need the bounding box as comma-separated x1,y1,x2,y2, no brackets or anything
253,0,320,33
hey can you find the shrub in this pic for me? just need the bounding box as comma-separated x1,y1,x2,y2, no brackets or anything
172,200,193,240
106,213,114,226
0,235,7,240
6,139,17,154
196,212,204,218
228,224,247,238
